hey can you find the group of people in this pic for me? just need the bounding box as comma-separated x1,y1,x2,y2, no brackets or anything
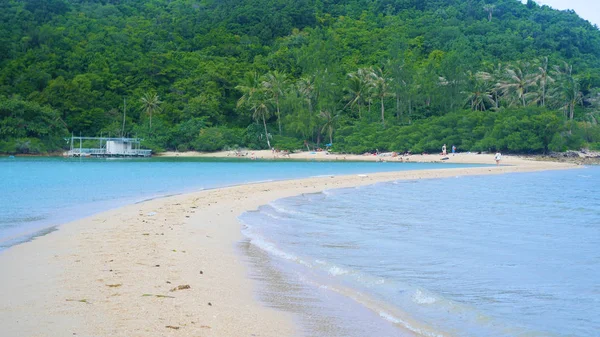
441,143,502,165
441,144,457,156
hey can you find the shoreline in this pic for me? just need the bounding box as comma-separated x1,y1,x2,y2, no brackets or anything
157,149,600,165
0,157,577,336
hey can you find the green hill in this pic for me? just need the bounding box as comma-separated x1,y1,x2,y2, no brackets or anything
1,0,599,154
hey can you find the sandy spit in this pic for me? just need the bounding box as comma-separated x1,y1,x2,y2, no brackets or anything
159,150,541,165
0,157,576,337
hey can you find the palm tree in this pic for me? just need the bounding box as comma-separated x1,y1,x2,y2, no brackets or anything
236,72,271,148
262,70,288,135
483,4,496,22
344,71,366,118
552,62,582,122
464,71,495,111
464,89,494,111
319,109,338,145
369,66,392,126
478,63,504,109
236,72,261,109
386,58,406,120
140,91,162,131
357,67,375,117
496,62,536,107
532,57,554,107
296,76,316,143
252,94,272,148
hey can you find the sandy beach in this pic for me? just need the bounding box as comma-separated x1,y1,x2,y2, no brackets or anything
0,155,576,337
159,149,537,164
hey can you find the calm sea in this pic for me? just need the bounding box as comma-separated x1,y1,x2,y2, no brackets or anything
240,167,600,337
0,157,476,250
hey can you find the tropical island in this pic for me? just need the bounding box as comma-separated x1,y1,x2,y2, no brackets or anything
1,0,599,156
2,2,600,336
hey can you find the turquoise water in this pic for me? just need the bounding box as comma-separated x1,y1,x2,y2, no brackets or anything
240,167,600,337
0,157,477,249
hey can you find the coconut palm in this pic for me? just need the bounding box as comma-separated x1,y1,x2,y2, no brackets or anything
236,72,271,148
464,71,495,111
369,66,393,126
532,57,554,107
297,76,316,115
477,63,504,109
464,89,494,111
236,72,261,109
252,95,272,148
386,58,407,120
344,71,366,118
318,109,339,145
483,4,496,22
262,70,288,135
496,62,536,107
552,62,582,122
296,76,317,143
140,91,162,131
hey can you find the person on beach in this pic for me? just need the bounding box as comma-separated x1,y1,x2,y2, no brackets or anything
495,151,502,165
442,144,447,156
452,145,456,156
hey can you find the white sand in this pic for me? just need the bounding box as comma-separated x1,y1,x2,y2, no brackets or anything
159,150,533,166
0,156,576,336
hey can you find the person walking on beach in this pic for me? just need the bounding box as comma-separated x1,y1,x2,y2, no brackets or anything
494,151,502,165
442,144,447,156
451,145,456,156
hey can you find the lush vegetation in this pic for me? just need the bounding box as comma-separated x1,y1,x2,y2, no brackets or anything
1,0,599,154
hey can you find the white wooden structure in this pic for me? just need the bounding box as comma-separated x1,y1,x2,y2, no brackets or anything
66,136,151,157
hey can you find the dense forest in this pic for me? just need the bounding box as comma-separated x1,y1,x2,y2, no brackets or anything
1,0,600,154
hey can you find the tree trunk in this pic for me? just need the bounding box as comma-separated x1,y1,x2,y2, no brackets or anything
329,127,333,145
276,97,282,135
396,94,400,119
308,99,313,143
569,101,575,121
380,97,385,126
262,115,271,148
541,84,546,107
408,99,412,124
494,92,499,109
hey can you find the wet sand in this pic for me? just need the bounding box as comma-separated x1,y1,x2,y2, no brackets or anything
0,156,576,336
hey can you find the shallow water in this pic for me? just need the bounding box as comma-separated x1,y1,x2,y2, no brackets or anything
0,156,476,250
240,167,600,337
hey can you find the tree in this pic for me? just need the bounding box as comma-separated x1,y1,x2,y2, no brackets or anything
477,64,503,109
344,71,367,119
252,94,272,148
262,70,288,135
369,66,392,126
296,76,317,142
465,71,494,111
483,4,496,22
357,67,376,118
319,108,338,145
236,72,271,148
552,62,583,122
497,63,536,107
532,57,554,107
140,91,162,131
